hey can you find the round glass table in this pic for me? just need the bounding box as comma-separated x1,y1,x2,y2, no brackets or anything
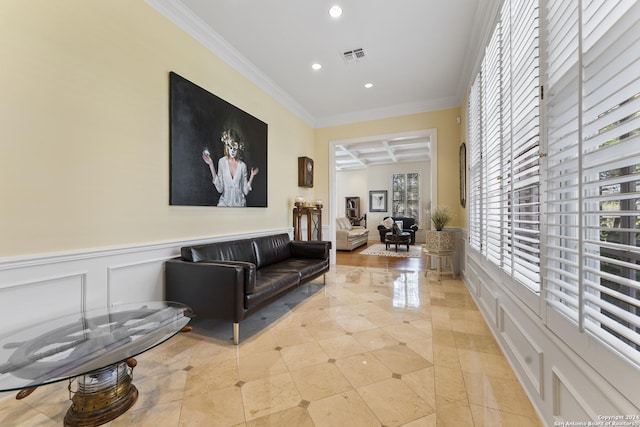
0,301,193,426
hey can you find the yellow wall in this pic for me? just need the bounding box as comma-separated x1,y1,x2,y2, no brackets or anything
313,108,464,227
0,1,315,257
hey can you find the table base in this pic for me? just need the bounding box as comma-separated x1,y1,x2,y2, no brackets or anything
63,362,138,427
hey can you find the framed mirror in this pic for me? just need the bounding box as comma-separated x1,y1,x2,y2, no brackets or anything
460,143,466,208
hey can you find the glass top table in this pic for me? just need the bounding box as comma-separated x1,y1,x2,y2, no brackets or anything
0,301,192,426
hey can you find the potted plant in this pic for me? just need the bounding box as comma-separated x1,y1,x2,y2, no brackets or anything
426,206,455,252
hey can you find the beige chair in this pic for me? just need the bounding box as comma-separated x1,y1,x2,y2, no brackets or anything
335,217,369,251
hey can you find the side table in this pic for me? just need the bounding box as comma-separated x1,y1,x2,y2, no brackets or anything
423,246,456,280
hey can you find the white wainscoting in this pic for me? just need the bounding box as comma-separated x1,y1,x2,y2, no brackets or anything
463,245,640,425
0,229,293,336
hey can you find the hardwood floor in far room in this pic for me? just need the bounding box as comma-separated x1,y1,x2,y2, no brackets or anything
335,241,427,270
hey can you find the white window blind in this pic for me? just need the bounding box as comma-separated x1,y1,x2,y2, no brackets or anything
545,0,640,364
508,0,541,290
501,0,513,272
467,0,540,292
468,74,483,252
483,22,503,266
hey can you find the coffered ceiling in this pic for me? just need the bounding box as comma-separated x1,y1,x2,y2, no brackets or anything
148,0,499,167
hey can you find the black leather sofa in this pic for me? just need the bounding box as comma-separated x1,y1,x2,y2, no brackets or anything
377,216,419,244
165,233,330,344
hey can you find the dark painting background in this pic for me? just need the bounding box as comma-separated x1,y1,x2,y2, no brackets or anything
169,72,268,207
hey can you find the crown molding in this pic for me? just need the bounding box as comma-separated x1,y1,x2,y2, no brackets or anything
314,97,459,128
147,0,467,129
146,0,316,126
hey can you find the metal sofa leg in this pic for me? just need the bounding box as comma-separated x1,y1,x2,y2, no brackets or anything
233,322,239,345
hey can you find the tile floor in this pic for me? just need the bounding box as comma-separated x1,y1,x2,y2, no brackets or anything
0,265,544,426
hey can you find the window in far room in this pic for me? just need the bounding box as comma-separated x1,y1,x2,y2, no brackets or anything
392,172,421,226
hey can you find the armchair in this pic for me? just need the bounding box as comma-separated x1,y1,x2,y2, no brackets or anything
377,216,418,244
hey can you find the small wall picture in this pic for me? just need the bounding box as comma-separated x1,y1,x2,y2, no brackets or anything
369,190,388,212
169,72,268,207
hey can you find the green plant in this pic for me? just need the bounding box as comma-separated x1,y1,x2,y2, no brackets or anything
431,206,452,231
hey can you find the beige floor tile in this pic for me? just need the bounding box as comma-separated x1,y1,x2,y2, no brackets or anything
463,371,538,418
371,344,432,375
180,385,245,426
280,340,330,371
270,324,315,347
184,356,239,396
401,413,436,427
0,397,59,427
133,368,187,409
457,348,518,381
237,349,288,382
383,322,431,344
470,403,544,427
432,328,457,347
436,400,475,427
110,400,182,427
357,377,433,426
405,337,434,363
289,362,352,401
317,334,368,359
335,352,393,388
307,390,380,427
453,331,502,355
304,319,348,341
334,315,378,334
352,327,400,351
434,365,468,404
241,373,302,421
245,405,314,427
432,345,461,369
0,265,542,427
402,367,436,410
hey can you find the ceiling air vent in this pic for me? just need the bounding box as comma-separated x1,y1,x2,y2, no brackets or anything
342,48,365,64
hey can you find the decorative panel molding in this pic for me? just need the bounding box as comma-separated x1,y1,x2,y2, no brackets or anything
0,272,86,334
552,368,593,422
499,306,544,397
478,278,498,327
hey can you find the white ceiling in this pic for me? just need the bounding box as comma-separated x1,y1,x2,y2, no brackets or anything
148,0,499,167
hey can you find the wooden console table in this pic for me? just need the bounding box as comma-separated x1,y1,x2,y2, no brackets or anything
293,206,322,241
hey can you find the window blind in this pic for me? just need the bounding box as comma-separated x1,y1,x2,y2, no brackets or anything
545,0,640,363
508,0,541,290
469,73,483,252
467,0,540,291
483,22,503,266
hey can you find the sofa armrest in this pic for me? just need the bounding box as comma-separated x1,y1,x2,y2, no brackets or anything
290,240,331,260
409,224,419,232
165,259,254,323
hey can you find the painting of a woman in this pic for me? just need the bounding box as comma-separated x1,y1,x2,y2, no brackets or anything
202,129,259,207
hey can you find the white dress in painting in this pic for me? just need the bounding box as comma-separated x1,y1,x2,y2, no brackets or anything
213,157,252,207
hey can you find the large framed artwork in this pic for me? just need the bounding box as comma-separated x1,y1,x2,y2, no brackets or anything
369,190,388,212
169,72,268,207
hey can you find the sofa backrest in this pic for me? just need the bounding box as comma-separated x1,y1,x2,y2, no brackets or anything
252,233,292,268
336,217,353,230
182,238,257,264
387,216,416,228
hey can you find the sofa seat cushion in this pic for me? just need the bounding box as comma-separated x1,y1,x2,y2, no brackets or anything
246,267,300,308
277,258,330,281
347,228,368,237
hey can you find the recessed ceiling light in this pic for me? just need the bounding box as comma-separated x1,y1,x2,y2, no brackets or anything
312,63,322,70
329,5,342,18
364,83,373,88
